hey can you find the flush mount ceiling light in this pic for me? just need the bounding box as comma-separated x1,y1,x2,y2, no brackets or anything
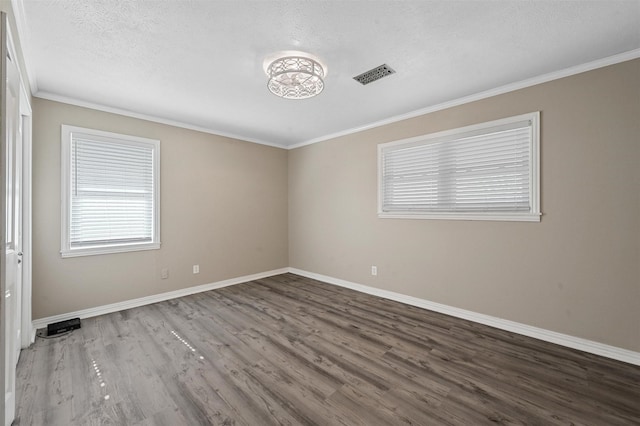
266,55,325,99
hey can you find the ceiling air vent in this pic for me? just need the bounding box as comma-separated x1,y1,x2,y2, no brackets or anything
353,64,395,85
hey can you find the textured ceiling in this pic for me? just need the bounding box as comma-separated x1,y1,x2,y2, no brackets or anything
19,0,640,147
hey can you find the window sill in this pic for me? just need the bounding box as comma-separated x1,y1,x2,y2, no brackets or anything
61,242,161,258
378,212,541,222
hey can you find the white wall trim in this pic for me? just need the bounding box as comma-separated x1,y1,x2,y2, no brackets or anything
27,49,640,152
31,266,640,366
34,91,288,150
289,48,640,149
31,268,288,331
288,268,640,366
20,106,32,348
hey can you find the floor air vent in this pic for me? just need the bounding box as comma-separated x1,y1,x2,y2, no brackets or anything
353,64,395,85
47,318,81,336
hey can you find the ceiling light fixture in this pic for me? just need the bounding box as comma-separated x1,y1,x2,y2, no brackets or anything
266,55,325,99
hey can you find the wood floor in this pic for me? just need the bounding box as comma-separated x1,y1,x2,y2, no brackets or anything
15,273,640,425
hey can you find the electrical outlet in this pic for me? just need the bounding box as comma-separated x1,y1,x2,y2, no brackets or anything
193,264,199,274
371,266,377,276
161,268,169,279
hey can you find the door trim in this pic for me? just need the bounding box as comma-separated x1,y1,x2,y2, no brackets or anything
19,100,31,349
0,11,8,425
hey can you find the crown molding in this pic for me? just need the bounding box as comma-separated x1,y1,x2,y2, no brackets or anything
289,48,640,149
34,91,288,149
26,40,640,152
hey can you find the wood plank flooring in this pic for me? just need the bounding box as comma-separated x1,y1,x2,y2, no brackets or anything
14,273,640,425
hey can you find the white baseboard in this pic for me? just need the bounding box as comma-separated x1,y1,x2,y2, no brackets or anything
31,266,639,366
31,268,289,331
288,268,640,366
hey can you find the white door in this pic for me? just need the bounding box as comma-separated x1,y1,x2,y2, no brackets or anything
2,11,22,426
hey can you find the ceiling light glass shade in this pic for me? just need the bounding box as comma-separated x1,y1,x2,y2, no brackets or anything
267,56,324,99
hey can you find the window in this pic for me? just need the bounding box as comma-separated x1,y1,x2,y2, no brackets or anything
378,112,540,221
61,125,160,257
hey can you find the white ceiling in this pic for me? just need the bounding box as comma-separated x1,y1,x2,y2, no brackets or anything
18,0,640,148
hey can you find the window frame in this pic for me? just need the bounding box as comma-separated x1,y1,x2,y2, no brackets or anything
378,112,541,222
60,125,161,257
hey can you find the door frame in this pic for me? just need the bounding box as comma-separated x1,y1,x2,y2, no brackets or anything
0,12,6,424
1,12,31,424
19,93,31,349
4,8,31,350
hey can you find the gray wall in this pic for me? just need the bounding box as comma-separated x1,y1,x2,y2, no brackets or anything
33,99,289,318
289,59,640,352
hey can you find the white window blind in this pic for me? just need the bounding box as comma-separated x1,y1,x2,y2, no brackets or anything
61,125,160,257
378,112,540,221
